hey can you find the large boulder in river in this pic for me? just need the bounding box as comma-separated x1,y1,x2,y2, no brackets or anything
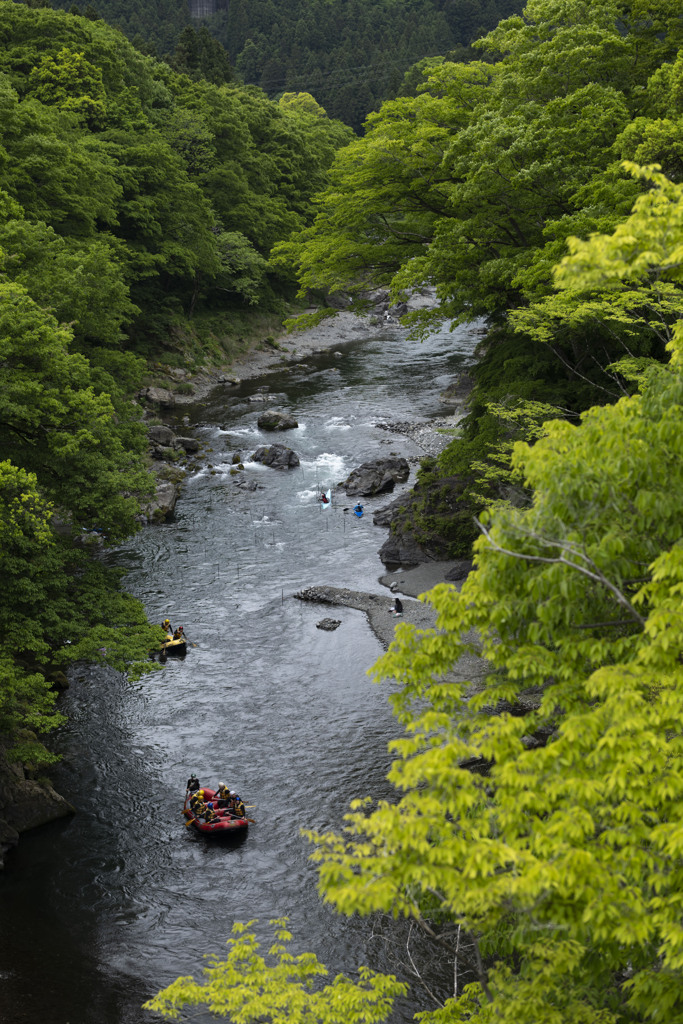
251,444,300,469
147,424,175,446
376,474,477,565
344,457,409,497
174,435,201,453
257,409,299,431
144,479,180,521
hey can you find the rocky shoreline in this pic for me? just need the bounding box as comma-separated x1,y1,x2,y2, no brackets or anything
139,301,468,521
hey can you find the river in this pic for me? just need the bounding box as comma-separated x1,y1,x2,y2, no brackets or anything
0,321,478,1024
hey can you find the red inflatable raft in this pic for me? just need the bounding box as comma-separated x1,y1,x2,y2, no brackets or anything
183,788,249,835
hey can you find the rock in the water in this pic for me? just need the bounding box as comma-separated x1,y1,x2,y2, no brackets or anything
251,444,300,470
147,424,175,446
439,372,475,403
0,750,75,868
145,479,180,521
174,436,201,453
257,409,299,431
372,495,405,527
377,475,471,565
316,618,341,631
344,457,409,497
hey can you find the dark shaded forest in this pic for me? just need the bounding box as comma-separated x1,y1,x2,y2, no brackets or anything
47,0,525,129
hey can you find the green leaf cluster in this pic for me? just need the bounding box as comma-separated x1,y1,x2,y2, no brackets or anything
144,919,407,1022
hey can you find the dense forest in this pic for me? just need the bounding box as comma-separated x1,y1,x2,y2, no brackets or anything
145,0,683,1022
0,1,351,769
48,0,525,129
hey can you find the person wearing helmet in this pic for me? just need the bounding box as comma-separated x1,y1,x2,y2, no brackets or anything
215,782,231,807
187,774,200,793
162,618,172,634
189,789,205,814
190,798,216,824
173,625,184,640
224,790,245,817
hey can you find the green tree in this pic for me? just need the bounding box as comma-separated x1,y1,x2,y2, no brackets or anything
145,920,406,1022
272,61,494,305
278,91,327,117
28,45,107,125
0,280,151,540
278,0,681,331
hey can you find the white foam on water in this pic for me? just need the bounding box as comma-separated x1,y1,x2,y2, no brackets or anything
299,488,319,503
313,451,347,478
228,426,262,440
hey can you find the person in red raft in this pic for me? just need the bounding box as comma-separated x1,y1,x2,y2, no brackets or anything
186,777,246,819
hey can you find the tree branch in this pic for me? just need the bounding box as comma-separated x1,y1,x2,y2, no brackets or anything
474,519,646,627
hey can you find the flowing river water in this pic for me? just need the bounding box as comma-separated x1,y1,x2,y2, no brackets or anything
0,321,479,1024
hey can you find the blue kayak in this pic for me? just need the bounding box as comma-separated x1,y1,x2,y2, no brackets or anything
353,504,364,518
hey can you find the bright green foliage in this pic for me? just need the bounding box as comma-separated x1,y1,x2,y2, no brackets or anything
0,276,157,761
0,4,353,347
0,655,66,769
0,280,150,540
0,461,65,766
214,230,269,305
512,162,683,370
272,61,494,297
144,919,407,1022
278,0,681,331
279,92,327,118
28,45,106,125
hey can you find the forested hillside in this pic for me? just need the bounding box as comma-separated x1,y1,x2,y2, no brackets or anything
148,1,683,1022
50,0,525,129
0,2,351,769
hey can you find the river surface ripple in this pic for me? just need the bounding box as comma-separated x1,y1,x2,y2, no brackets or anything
0,323,479,1024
